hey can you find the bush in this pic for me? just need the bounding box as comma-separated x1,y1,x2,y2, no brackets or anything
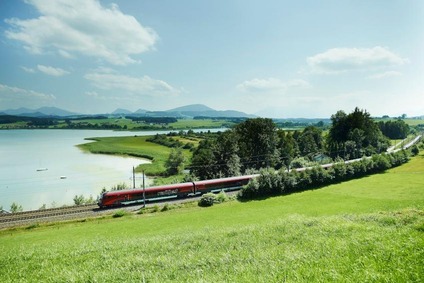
411,145,419,156
198,193,216,207
73,194,85,205
113,209,128,218
238,178,260,199
161,203,170,212
10,202,23,213
239,151,411,200
215,191,228,203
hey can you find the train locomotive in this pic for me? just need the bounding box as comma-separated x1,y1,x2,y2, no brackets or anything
97,174,258,208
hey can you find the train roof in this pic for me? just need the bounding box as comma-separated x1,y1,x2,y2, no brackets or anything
102,175,258,197
194,174,258,186
104,182,194,197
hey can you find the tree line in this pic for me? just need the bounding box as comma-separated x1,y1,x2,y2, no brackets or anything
188,108,410,180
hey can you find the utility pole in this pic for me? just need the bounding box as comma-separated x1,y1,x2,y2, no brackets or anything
142,170,146,207
132,166,136,189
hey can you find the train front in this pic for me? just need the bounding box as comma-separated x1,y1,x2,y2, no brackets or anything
97,192,106,208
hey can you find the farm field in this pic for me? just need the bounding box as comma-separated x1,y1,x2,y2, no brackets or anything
1,154,423,282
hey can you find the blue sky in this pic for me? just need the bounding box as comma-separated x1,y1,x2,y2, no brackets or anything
0,0,423,118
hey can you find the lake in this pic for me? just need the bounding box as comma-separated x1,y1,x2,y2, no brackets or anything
0,129,198,211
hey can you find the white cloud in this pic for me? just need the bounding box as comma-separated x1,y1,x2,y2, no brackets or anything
237,78,310,92
37,65,70,76
368,71,402,80
21,66,36,73
84,71,180,97
0,84,56,108
307,47,407,74
5,0,157,65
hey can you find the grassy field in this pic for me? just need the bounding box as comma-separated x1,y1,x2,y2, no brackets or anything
1,155,423,282
78,135,192,176
0,117,234,130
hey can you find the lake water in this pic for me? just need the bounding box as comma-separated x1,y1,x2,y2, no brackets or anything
0,129,193,211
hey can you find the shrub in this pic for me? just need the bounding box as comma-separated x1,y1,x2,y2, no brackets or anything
111,182,129,191
411,145,419,156
290,157,309,169
238,178,260,199
215,191,228,203
198,193,216,207
239,151,412,200
372,154,391,172
112,209,128,218
10,202,23,213
73,194,85,205
161,203,170,212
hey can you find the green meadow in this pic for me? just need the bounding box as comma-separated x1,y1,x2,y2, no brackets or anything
1,154,423,282
78,135,193,176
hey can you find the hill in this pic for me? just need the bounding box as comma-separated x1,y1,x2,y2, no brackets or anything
167,104,214,112
1,153,423,282
0,107,78,117
1,104,255,118
125,104,255,118
162,104,255,118
111,108,132,115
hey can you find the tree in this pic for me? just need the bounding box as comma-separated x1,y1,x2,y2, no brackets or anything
213,131,241,177
296,126,323,157
191,132,241,179
327,107,389,159
165,148,186,175
378,120,409,139
234,118,279,171
190,140,216,179
276,130,298,169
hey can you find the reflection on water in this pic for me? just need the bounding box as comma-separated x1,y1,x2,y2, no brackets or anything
0,130,153,211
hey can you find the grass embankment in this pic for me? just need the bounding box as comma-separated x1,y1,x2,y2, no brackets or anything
1,155,423,282
78,135,193,176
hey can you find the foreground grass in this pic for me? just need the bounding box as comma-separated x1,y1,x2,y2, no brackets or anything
1,155,423,282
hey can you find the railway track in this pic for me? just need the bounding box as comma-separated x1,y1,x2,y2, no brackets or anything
0,204,101,229
0,196,203,229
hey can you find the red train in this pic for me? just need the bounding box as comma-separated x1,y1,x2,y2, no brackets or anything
97,174,258,208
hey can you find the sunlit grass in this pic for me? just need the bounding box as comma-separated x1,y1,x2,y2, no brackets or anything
1,154,423,282
78,135,192,175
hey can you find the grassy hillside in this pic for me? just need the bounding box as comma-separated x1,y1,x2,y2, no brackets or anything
1,154,423,282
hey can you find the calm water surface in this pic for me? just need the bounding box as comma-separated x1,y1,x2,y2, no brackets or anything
0,129,165,211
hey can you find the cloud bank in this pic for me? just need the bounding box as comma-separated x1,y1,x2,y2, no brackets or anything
37,65,70,77
0,84,56,108
5,0,158,65
85,70,180,97
237,78,310,93
307,47,407,74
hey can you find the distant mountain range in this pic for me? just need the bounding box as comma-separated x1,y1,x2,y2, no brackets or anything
0,104,256,118
0,107,78,117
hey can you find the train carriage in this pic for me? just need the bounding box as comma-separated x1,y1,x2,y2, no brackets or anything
97,175,259,208
98,182,195,207
194,175,257,194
